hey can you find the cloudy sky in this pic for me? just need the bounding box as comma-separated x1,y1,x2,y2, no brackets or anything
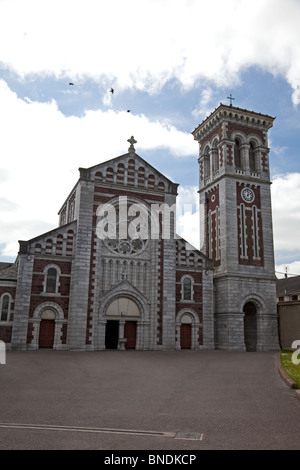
0,0,300,278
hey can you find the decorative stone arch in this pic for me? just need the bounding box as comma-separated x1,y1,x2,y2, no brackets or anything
175,309,202,350
239,293,267,315
29,301,67,350
231,130,247,144
211,134,220,147
97,281,150,350
203,142,211,152
246,134,263,147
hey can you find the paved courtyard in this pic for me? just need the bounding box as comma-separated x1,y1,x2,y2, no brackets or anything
0,349,299,450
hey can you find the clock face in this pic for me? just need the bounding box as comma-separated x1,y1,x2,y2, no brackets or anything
241,187,255,203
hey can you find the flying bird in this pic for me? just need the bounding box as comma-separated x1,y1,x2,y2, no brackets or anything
69,82,74,86
110,88,114,94
127,110,130,113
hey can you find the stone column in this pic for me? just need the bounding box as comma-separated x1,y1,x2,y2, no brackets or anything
118,319,126,350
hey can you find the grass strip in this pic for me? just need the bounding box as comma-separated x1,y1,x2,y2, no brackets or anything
280,349,300,388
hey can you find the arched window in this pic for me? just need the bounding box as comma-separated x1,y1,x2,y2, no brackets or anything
212,139,219,172
46,268,57,293
234,139,242,169
182,277,193,301
34,243,42,254
204,145,211,178
95,171,103,181
249,142,256,172
0,294,10,322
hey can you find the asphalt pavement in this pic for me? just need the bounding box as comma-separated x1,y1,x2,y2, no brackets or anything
0,349,299,450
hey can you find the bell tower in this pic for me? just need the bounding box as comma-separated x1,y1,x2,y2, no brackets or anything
192,104,279,351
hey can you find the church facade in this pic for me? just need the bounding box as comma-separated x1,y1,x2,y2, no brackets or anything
0,104,280,351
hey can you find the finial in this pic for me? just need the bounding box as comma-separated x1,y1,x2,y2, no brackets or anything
127,136,137,153
227,94,235,106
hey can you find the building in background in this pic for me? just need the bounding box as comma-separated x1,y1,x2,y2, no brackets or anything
276,276,300,349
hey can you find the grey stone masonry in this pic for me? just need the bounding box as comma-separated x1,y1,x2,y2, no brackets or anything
193,104,280,351
11,250,34,350
67,177,95,349
201,262,215,349
161,193,177,349
2,126,281,352
162,238,176,349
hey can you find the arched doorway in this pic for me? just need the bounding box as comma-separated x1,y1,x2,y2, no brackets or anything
180,324,192,349
105,320,119,349
105,297,140,350
39,310,56,349
243,302,257,351
180,313,193,349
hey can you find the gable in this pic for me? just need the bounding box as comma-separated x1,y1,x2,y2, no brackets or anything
176,237,213,270
0,262,18,281
81,152,179,195
18,220,76,258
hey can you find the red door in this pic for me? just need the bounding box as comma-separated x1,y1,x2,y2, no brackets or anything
124,321,137,349
180,324,191,349
39,320,55,349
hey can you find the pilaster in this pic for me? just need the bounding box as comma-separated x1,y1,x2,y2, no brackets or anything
11,251,34,350
67,178,95,349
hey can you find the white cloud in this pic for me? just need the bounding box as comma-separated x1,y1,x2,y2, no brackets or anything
275,261,300,279
176,186,200,250
1,0,300,262
0,0,300,103
271,173,300,252
272,145,289,157
0,80,195,258
1,71,300,266
192,88,215,121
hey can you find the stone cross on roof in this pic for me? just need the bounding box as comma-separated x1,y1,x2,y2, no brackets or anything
227,94,235,106
128,136,137,153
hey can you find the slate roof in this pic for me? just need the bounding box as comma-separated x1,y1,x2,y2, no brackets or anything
0,262,18,281
276,275,300,296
